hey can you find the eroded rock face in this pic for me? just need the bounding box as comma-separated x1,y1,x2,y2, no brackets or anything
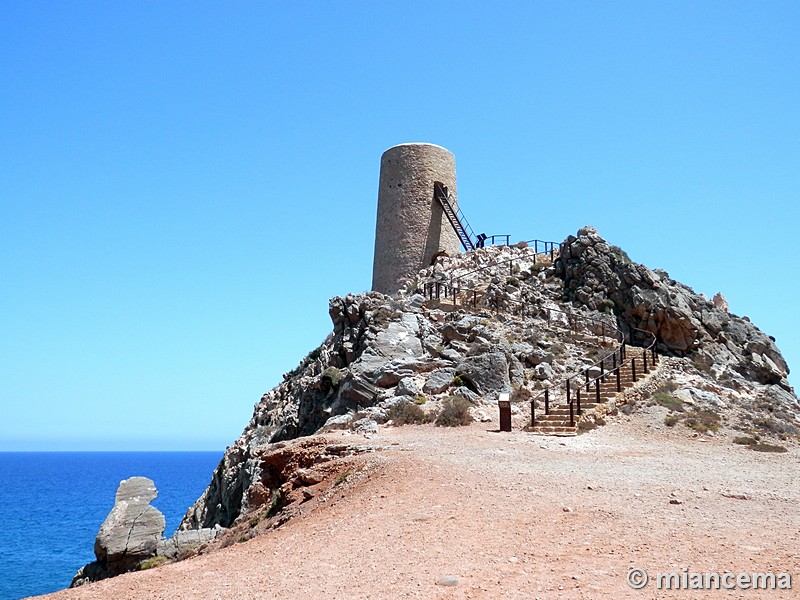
556,226,791,389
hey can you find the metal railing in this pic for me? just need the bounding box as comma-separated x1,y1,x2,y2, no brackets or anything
434,182,477,251
530,328,658,429
433,243,560,293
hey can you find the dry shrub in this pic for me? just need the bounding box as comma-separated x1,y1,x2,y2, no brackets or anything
435,396,473,427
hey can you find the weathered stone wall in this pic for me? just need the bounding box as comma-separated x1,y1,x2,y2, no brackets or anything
371,143,461,295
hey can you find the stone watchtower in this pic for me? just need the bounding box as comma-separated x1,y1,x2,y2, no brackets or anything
371,143,461,295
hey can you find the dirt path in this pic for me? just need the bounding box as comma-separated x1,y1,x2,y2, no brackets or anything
37,409,799,599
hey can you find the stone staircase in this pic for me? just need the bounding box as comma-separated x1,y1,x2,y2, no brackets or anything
530,346,657,436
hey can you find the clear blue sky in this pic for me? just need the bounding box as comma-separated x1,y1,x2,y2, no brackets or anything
2,2,798,450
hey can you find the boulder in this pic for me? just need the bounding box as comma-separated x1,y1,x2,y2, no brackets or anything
456,352,512,397
72,477,166,586
423,368,456,394
396,378,421,396
95,477,165,574
156,528,220,560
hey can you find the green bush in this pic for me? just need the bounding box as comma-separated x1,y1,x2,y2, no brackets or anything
610,245,632,265
733,436,758,446
598,298,615,314
321,366,343,387
434,396,473,427
750,443,788,453
684,409,721,433
654,391,684,412
664,414,680,427
387,401,433,425
266,489,282,518
139,556,168,570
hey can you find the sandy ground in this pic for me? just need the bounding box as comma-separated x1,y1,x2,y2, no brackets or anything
37,408,799,600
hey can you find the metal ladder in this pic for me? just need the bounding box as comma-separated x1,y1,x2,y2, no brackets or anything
434,181,476,251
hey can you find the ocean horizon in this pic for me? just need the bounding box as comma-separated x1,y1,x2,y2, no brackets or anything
0,451,223,600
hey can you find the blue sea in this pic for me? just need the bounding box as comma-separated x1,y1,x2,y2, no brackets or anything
0,452,223,600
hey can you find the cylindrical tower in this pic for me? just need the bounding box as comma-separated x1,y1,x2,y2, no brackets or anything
371,143,460,295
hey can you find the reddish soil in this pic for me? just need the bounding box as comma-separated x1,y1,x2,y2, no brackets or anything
36,408,799,600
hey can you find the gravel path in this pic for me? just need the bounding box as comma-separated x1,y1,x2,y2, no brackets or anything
37,409,799,599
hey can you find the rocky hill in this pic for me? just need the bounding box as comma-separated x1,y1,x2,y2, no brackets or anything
179,226,797,532
68,226,799,585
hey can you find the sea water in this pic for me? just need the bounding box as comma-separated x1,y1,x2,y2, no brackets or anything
0,452,222,600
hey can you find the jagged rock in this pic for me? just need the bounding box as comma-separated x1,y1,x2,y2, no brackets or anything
452,386,481,404
295,468,325,486
95,477,165,572
556,226,791,388
423,368,456,394
456,352,512,397
712,292,729,312
339,376,379,407
352,417,379,437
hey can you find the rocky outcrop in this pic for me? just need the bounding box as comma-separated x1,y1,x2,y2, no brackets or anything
556,226,791,391
71,477,220,587
71,477,165,585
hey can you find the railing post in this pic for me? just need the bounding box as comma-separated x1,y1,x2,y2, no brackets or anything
616,365,621,392
595,379,600,403
643,350,649,374
569,399,574,427
612,351,617,371
576,389,582,416
631,358,637,383
544,389,549,414
530,400,535,427
566,379,571,406
652,346,657,364
600,359,604,379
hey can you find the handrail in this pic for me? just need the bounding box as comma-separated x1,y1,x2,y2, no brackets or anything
434,182,477,251
530,327,658,429
436,243,560,289
422,279,619,347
